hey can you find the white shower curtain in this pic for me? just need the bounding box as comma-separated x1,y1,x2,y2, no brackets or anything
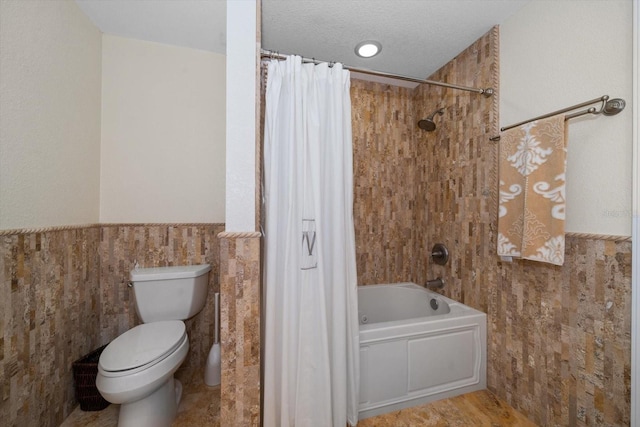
263,55,360,427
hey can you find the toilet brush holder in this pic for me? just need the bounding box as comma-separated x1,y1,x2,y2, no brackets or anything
205,292,221,386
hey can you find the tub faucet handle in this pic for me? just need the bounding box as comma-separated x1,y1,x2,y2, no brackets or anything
425,277,445,290
431,244,449,265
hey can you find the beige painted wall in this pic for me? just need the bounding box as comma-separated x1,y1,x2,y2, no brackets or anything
501,0,633,236
100,35,226,223
0,0,102,229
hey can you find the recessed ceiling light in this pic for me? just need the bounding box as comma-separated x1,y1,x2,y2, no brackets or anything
355,41,381,58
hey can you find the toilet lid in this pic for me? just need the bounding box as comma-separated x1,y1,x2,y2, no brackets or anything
99,320,186,372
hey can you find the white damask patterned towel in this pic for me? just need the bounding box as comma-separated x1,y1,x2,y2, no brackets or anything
497,115,567,265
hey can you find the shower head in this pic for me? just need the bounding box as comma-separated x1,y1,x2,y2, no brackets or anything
418,118,437,132
418,108,445,132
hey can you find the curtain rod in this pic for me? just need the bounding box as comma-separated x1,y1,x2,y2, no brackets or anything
260,50,494,97
490,95,626,141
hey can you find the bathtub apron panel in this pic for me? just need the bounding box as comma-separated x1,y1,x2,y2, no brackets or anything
357,283,487,420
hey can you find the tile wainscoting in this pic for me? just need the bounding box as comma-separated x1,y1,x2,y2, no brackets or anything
0,223,224,427
218,232,261,427
1,227,101,427
98,223,225,384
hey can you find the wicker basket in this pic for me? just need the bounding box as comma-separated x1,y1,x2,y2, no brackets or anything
72,345,110,411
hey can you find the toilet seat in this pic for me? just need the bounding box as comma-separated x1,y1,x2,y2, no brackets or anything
100,320,186,377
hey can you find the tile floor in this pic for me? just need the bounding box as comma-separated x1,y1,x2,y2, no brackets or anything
358,390,537,426
61,385,535,426
60,378,220,427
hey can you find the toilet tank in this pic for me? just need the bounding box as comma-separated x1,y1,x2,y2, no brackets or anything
130,264,211,323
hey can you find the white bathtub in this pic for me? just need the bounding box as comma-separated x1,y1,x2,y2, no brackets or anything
358,283,486,419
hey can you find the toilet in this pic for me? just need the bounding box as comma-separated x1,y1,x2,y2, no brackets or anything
96,264,211,427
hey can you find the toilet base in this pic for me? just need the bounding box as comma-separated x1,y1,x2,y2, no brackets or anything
117,377,182,427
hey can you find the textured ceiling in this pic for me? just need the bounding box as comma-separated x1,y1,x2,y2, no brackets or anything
75,0,227,54
76,0,530,80
261,0,529,79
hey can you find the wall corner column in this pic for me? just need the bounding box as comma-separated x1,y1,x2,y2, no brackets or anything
223,0,261,423
218,231,261,426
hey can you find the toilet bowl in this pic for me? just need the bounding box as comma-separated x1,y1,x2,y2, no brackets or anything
96,264,211,427
96,321,188,427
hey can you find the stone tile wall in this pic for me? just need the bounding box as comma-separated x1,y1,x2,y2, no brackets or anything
411,28,499,317
351,81,418,286
98,223,225,383
351,26,631,425
0,223,224,427
218,232,261,427
0,227,101,427
492,238,631,426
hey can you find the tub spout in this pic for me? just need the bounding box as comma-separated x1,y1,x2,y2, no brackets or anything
425,277,445,290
